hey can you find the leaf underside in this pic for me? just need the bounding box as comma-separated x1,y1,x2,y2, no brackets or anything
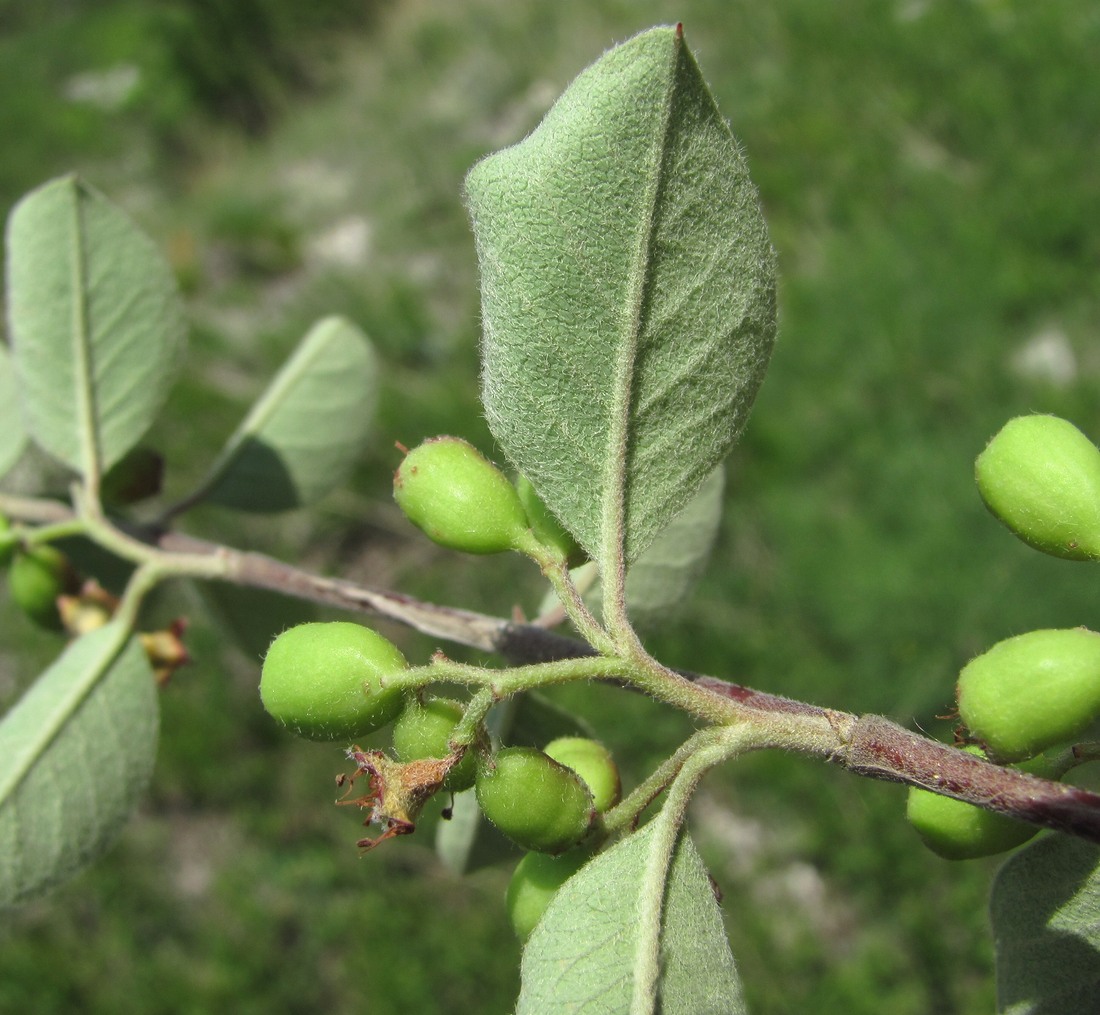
0,624,159,910
198,315,378,512
517,823,745,1014
467,25,775,569
991,833,1100,1015
5,175,186,476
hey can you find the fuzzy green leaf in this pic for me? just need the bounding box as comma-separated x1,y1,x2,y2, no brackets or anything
5,175,185,476
991,834,1100,1014
189,316,377,513
517,822,745,1014
467,26,775,569
0,342,27,477
0,623,159,910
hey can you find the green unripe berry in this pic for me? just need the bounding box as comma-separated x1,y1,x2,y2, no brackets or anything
543,736,621,812
957,627,1100,762
506,846,593,942
394,437,533,555
906,748,1039,860
975,415,1100,561
475,746,595,854
260,622,408,741
9,544,73,630
392,696,480,792
515,475,586,567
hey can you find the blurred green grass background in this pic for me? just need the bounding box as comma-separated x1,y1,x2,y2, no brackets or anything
2,0,1100,1011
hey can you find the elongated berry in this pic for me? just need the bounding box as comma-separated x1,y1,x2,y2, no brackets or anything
260,622,408,740
394,437,533,555
975,415,1100,561
543,736,620,812
392,696,481,792
957,627,1100,762
475,746,595,854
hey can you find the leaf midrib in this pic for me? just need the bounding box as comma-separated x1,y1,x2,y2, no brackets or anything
68,179,102,482
599,30,683,615
0,623,131,807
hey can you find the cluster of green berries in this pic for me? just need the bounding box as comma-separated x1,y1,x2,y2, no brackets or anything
392,436,585,565
503,736,620,942
1,515,77,630
259,623,619,936
907,415,1100,859
258,623,615,818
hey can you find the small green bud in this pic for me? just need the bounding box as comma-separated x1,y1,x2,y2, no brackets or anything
9,544,75,630
475,746,595,854
543,736,621,812
906,748,1039,860
506,846,593,942
260,622,408,741
515,475,586,567
957,628,1100,762
975,414,1100,560
394,437,533,555
392,695,481,793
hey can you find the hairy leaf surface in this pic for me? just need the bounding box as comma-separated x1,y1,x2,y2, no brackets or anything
991,833,1100,1014
0,342,27,476
5,176,185,476
0,623,159,910
517,822,745,1014
467,26,775,569
191,316,377,512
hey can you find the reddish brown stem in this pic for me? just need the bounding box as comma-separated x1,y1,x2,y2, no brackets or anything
5,497,1098,847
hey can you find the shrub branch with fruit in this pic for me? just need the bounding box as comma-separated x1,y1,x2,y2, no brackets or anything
2,25,1099,1014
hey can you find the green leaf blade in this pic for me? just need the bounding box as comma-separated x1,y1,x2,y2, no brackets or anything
991,834,1100,1015
5,175,186,475
467,26,775,568
0,623,159,910
194,316,378,513
517,823,745,1014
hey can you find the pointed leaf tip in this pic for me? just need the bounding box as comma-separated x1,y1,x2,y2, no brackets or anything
5,175,186,476
467,27,775,569
190,316,378,513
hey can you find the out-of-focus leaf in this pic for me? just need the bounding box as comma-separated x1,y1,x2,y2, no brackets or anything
0,342,27,477
188,316,377,513
197,582,317,664
468,26,775,570
518,822,745,1014
508,691,598,747
5,175,185,476
991,833,1100,1014
0,623,159,910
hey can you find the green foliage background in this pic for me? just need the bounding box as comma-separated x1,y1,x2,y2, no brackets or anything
2,1,1099,1012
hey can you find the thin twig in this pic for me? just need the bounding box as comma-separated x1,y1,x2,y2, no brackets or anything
3,492,1099,846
